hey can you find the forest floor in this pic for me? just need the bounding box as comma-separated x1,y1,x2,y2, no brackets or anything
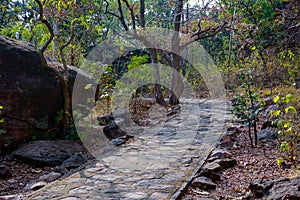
183,119,300,199
0,143,95,196
1,101,299,199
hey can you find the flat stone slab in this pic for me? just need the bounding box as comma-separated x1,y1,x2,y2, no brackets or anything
191,176,217,190
26,99,232,199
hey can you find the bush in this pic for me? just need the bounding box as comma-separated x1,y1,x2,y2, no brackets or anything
271,94,300,168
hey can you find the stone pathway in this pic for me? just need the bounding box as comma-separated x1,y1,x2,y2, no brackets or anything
26,99,231,200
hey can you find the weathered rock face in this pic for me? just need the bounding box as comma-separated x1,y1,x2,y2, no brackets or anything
0,37,96,152
12,140,84,167
0,37,64,151
191,176,217,191
249,176,300,199
257,129,277,141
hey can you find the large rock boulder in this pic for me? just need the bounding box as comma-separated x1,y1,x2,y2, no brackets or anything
12,140,84,167
103,119,127,139
0,37,95,152
249,176,300,199
0,37,63,151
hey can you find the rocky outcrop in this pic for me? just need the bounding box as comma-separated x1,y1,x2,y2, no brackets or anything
210,149,232,159
0,37,95,152
0,37,63,151
61,152,87,169
12,140,84,167
191,125,239,193
257,129,277,141
99,108,131,140
249,176,300,199
191,176,217,190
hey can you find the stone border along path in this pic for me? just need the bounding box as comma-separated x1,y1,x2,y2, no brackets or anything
26,99,232,200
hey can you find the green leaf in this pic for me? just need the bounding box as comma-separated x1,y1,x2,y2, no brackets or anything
277,159,283,167
280,142,290,151
283,122,290,128
54,115,63,122
272,110,281,117
84,84,92,90
0,119,4,123
273,95,280,103
285,94,293,103
260,101,266,107
285,106,296,114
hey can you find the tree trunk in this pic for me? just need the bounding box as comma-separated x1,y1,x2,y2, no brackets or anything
140,0,145,27
59,45,72,137
248,124,253,148
169,53,182,105
149,48,165,105
169,0,184,105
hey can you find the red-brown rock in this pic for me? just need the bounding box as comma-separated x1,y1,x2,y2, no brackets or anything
0,37,96,152
0,37,64,151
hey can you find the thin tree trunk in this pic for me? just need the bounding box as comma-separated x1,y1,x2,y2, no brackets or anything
139,0,164,105
226,3,236,94
140,0,145,27
248,124,253,148
253,116,257,146
186,2,189,33
247,83,257,146
59,48,72,136
149,48,165,105
34,0,72,137
169,0,184,105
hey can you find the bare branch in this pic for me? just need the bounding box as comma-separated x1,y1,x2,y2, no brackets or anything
104,0,129,31
35,0,54,56
117,0,129,31
104,0,120,19
181,21,227,48
122,0,135,30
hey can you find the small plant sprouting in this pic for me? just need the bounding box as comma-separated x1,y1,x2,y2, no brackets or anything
54,109,64,123
231,69,265,148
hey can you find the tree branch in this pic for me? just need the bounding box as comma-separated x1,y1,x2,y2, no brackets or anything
181,21,227,48
117,0,129,31
122,0,135,30
35,0,54,56
104,0,120,19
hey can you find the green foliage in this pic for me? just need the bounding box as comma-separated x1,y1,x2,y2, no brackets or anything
96,65,115,103
54,109,64,123
0,105,3,123
127,55,150,70
0,0,106,66
271,94,300,167
0,105,5,134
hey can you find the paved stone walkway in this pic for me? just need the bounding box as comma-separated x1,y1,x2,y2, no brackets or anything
26,99,231,200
